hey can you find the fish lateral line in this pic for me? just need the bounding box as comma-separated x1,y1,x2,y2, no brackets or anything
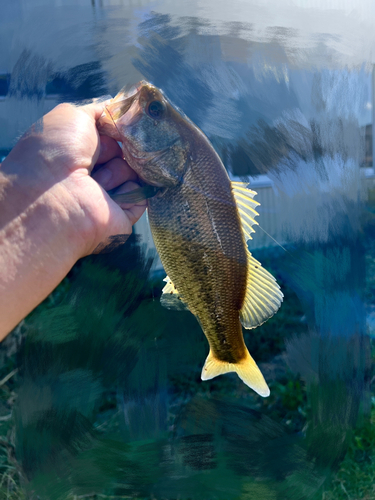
172,180,248,207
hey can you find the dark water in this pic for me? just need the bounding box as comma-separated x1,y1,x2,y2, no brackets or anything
1,1,374,498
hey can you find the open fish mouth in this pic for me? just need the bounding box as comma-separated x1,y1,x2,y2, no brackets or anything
97,80,168,141
103,81,150,122
106,84,139,119
97,83,145,140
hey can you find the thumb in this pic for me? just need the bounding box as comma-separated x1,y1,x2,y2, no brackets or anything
81,96,113,122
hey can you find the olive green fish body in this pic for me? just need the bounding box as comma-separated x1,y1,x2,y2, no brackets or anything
97,81,284,396
148,147,248,364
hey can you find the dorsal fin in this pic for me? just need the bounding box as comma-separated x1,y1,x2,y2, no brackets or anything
231,182,283,328
231,182,260,241
240,249,283,329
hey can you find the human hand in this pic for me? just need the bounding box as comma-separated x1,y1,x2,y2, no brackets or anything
0,101,147,338
3,101,147,256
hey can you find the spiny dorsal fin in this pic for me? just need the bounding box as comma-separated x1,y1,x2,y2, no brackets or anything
231,182,260,241
160,276,189,311
240,249,283,329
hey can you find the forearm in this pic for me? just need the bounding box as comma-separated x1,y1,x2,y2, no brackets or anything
0,156,87,340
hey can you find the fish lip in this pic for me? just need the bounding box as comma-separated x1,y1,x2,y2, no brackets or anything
96,89,140,140
106,79,152,115
99,80,164,135
136,80,149,91
104,91,138,122
97,91,143,142
112,80,151,109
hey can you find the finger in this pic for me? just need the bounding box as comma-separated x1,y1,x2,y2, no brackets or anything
81,98,112,121
123,203,147,226
114,181,147,224
114,181,147,226
96,135,123,164
114,181,148,205
92,157,137,191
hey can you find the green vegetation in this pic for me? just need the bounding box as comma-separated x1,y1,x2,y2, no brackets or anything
0,326,24,499
322,396,375,500
0,233,374,499
319,189,375,500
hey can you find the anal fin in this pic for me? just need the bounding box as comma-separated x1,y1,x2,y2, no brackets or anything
160,276,189,311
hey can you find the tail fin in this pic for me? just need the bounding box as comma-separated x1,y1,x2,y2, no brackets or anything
201,348,270,397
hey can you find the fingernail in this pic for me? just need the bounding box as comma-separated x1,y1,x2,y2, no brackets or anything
94,168,112,188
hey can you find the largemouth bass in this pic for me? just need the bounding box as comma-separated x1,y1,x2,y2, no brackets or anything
97,81,283,397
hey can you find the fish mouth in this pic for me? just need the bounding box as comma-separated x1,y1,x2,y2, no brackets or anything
104,80,151,121
97,84,144,140
98,80,163,134
106,80,160,130
104,85,139,121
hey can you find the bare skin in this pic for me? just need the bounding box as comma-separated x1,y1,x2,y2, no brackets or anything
0,101,147,340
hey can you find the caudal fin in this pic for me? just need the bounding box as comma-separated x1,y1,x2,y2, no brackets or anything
201,349,270,397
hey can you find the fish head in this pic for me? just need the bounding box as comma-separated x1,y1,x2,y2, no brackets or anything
98,81,191,187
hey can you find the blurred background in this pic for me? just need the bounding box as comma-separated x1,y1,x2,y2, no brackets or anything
1,1,375,499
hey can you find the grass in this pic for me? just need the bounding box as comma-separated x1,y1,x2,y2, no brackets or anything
0,237,374,499
0,335,374,499
322,397,375,500
0,350,24,499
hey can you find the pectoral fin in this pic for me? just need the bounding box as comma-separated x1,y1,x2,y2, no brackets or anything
160,276,189,311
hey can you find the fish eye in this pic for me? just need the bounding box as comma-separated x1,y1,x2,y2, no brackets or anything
147,100,165,119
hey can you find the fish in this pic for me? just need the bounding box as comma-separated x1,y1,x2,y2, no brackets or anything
97,81,283,397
